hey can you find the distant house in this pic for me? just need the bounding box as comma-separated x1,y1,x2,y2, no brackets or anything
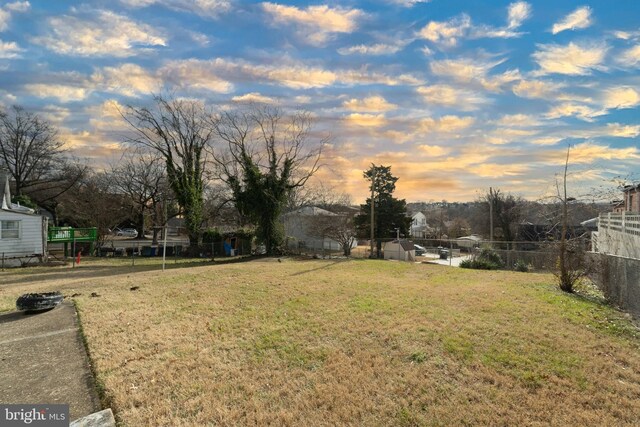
593,183,640,259
621,184,640,213
282,206,357,252
411,212,432,238
0,171,47,266
383,240,415,261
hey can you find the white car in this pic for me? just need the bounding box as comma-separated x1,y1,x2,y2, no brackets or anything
115,228,138,238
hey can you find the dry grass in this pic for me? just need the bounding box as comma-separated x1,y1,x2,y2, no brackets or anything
2,258,640,426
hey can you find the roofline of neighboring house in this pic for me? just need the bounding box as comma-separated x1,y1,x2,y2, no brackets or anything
0,207,41,217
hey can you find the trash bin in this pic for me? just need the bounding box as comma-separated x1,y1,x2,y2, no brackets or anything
439,249,449,260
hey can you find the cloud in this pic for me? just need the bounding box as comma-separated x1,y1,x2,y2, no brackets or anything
417,144,451,156
418,14,471,46
160,57,420,90
552,6,592,34
5,1,30,12
618,45,640,68
261,3,364,46
231,92,277,104
388,0,430,6
512,79,561,98
545,102,606,122
470,163,529,178
416,84,487,110
603,86,640,109
430,57,500,82
507,2,531,29
429,56,519,91
0,39,22,58
344,113,387,127
418,115,475,133
531,136,563,146
92,63,163,97
0,10,8,32
532,42,607,75
24,83,90,102
495,114,541,127
120,0,231,19
343,96,397,112
561,142,640,164
605,123,640,138
159,59,234,92
32,10,166,57
338,42,407,56
0,1,30,31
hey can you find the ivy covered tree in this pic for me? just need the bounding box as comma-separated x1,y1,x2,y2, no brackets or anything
214,107,326,255
355,164,410,257
122,95,214,253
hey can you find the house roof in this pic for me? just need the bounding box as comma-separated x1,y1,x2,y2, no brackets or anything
386,239,414,251
1,170,36,215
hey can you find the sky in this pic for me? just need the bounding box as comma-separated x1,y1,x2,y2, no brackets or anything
0,0,638,203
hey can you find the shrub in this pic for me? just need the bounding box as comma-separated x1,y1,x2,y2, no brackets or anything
460,258,501,270
478,248,504,267
513,259,529,272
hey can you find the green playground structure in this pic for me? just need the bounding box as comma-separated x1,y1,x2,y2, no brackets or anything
47,227,98,257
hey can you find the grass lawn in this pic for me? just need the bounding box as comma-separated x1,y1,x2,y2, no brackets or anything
1,258,640,426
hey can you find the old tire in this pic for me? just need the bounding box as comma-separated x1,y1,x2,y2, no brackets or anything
16,291,64,312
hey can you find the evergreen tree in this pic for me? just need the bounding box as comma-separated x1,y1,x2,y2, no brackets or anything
355,165,410,256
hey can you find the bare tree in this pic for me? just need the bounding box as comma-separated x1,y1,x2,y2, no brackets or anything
213,106,326,255
0,105,66,197
308,212,358,256
121,95,214,252
111,148,171,243
57,171,133,247
555,145,588,293
287,182,352,211
481,188,523,242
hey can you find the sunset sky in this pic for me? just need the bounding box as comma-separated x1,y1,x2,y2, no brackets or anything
0,0,638,203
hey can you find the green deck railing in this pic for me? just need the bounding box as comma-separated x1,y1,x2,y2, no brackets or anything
48,227,98,243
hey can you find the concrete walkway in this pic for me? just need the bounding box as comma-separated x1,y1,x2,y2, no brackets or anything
0,301,101,421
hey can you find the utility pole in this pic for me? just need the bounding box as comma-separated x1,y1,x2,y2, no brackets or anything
489,186,494,246
370,168,376,258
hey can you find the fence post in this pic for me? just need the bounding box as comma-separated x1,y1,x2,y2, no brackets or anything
1,252,4,271
72,238,76,268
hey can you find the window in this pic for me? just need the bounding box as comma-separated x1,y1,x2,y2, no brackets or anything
0,220,20,239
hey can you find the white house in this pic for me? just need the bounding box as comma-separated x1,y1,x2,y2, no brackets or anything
0,171,47,266
411,212,431,238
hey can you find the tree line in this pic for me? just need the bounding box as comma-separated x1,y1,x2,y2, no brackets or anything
0,96,327,255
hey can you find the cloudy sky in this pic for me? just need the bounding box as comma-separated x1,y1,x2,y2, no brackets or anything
0,0,638,202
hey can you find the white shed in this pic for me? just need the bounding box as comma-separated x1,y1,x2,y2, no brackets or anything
383,240,416,261
0,171,47,266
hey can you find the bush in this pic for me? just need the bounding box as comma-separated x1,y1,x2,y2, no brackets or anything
460,258,501,270
460,248,504,270
478,248,504,267
513,259,530,272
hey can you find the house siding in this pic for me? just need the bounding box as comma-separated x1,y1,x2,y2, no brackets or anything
0,210,44,257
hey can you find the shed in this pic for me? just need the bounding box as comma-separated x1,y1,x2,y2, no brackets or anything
456,234,482,249
0,171,47,266
383,240,415,261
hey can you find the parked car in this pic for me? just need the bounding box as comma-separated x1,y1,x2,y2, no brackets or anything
414,244,426,256
114,228,138,238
